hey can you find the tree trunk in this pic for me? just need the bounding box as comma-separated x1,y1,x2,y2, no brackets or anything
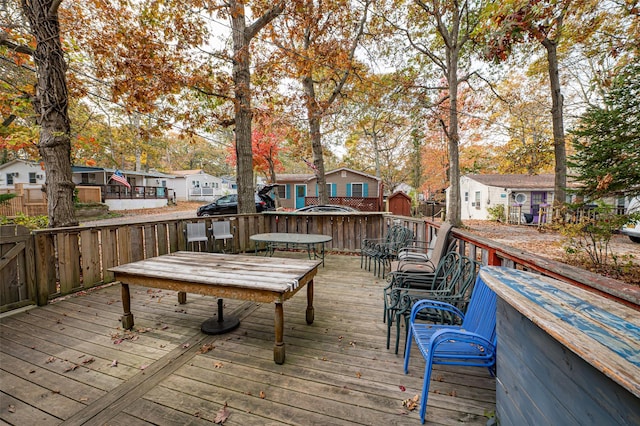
22,0,77,227
543,37,567,208
446,48,462,227
230,0,256,214
302,75,327,204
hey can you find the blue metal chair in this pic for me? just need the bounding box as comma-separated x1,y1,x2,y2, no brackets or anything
403,271,497,424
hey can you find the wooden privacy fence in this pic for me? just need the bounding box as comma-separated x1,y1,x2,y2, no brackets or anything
0,225,36,312
1,212,636,313
75,186,102,203
0,184,47,217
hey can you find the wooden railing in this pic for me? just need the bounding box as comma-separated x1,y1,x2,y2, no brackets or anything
102,184,169,200
304,196,382,212
1,212,637,313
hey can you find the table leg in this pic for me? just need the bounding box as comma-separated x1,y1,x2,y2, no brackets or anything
306,279,314,324
201,298,240,335
121,283,134,330
274,302,285,364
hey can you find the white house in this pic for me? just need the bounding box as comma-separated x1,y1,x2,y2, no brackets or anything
456,174,571,224
0,159,47,189
170,170,236,202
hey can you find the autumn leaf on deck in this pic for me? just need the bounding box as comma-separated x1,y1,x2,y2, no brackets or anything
402,394,420,411
213,403,230,424
82,357,95,365
259,391,266,399
8,405,15,413
198,343,215,354
111,360,118,367
355,372,362,379
214,362,223,369
64,364,78,373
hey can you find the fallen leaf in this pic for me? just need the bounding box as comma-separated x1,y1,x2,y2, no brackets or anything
402,394,420,411
198,343,215,354
140,365,148,370
8,404,15,413
214,362,224,369
29,369,36,374
161,325,169,330
182,343,190,349
79,397,88,402
111,360,118,367
46,357,56,364
259,391,266,399
82,357,95,365
64,364,78,373
355,372,362,379
113,339,124,345
399,385,406,392
213,404,230,424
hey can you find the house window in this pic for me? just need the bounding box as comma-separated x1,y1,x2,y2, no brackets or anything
464,192,469,202
193,180,200,188
29,172,37,184
277,185,286,198
7,174,14,185
81,173,89,184
475,191,481,210
351,183,363,197
326,183,332,197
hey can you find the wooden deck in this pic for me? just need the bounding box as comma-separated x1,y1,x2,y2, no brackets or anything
0,253,495,425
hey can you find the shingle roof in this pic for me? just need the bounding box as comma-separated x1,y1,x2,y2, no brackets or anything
466,173,579,190
276,173,315,181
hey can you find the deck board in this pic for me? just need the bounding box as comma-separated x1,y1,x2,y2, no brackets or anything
0,254,495,425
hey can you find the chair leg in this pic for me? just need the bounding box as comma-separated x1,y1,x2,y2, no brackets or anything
419,356,435,424
403,323,413,374
394,311,403,354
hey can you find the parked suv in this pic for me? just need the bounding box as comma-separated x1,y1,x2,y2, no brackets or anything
196,185,276,216
621,197,640,243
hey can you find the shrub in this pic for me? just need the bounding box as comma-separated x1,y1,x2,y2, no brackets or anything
486,204,506,222
0,193,16,205
554,202,635,275
0,213,49,229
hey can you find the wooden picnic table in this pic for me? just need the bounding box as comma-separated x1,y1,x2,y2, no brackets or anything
109,251,321,364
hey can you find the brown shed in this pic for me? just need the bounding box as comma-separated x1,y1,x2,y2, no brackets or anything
388,191,411,216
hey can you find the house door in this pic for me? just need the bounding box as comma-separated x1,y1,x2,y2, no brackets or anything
531,191,547,224
295,184,307,209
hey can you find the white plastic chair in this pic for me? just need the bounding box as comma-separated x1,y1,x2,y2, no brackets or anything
186,222,208,252
211,221,234,253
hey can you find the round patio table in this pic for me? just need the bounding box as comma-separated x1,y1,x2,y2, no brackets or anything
250,233,332,267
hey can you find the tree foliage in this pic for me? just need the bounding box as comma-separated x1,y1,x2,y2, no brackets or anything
569,62,640,199
267,0,372,204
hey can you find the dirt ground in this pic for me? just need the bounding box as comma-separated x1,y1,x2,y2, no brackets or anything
461,219,640,284
87,202,639,284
